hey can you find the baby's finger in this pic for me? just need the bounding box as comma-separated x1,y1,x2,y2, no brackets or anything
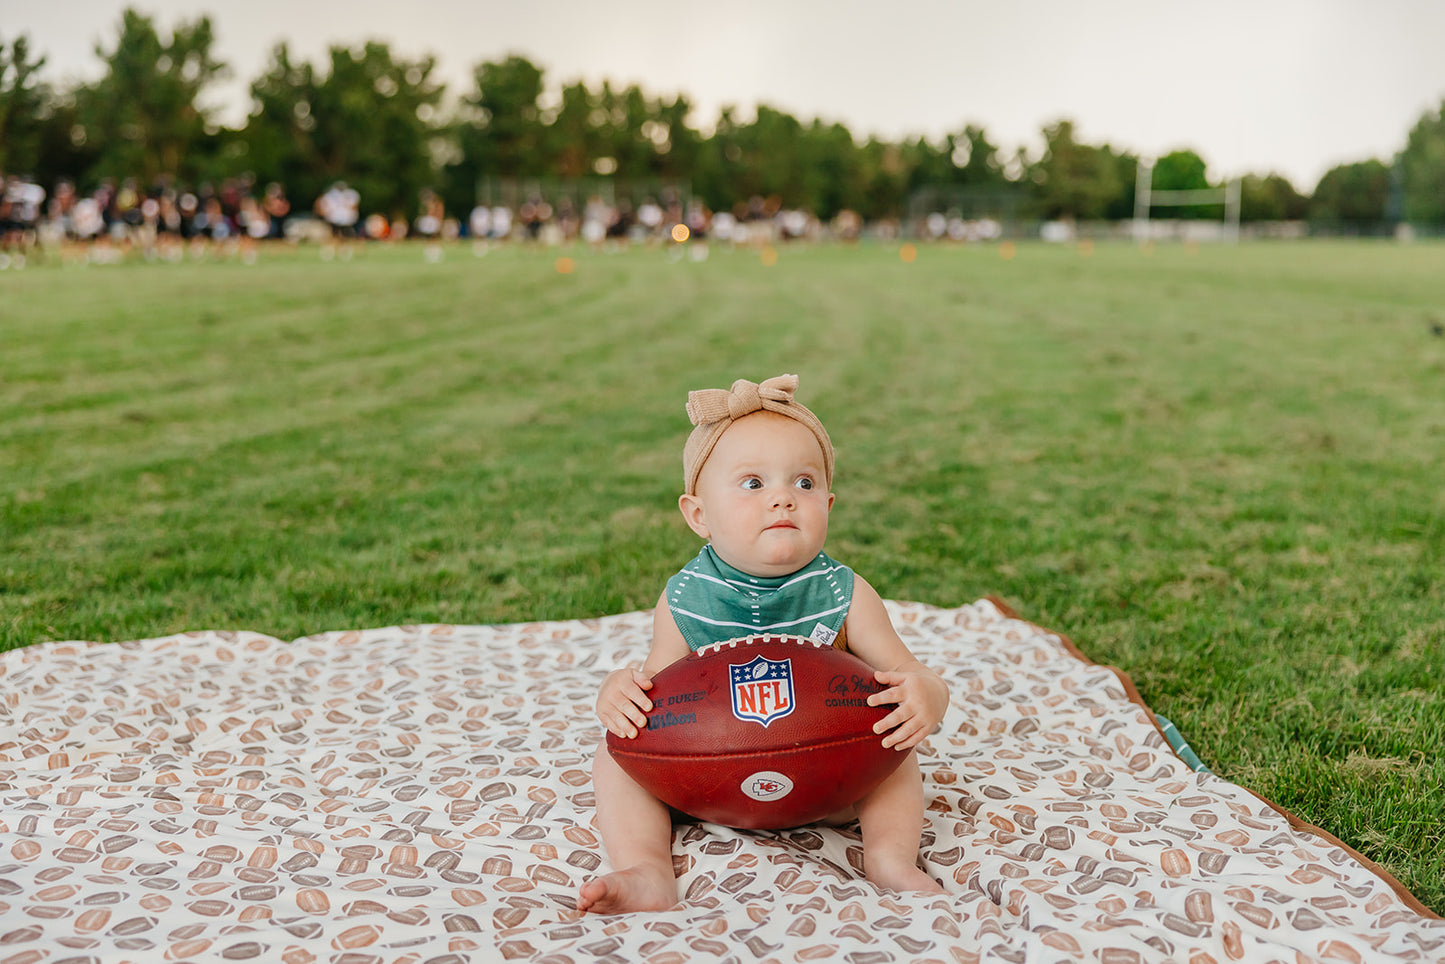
623,699,651,729
616,682,653,713
882,717,924,750
603,713,635,739
603,696,647,731
866,686,902,708
611,706,647,739
873,705,910,735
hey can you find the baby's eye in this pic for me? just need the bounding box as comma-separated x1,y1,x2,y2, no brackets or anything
795,477,814,490
741,477,763,490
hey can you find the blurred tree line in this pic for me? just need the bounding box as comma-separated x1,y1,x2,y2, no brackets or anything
3,10,1443,228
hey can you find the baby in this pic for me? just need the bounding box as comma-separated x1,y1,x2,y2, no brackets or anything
577,374,949,914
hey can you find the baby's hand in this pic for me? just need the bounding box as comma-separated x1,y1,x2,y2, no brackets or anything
596,666,654,739
868,668,947,751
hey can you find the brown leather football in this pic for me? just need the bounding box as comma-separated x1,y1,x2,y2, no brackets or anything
607,635,904,829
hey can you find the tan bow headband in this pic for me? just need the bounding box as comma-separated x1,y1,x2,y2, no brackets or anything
682,374,834,495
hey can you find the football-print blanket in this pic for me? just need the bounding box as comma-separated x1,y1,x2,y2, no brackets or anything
1,599,1440,963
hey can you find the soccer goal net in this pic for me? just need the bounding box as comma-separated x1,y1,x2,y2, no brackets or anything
1132,159,1241,243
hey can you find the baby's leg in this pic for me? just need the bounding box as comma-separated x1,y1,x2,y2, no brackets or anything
576,741,680,914
854,750,943,894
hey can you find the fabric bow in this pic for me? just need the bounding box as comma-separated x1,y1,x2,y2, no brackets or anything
686,374,798,426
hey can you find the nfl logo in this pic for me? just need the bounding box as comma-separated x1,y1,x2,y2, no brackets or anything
729,655,795,727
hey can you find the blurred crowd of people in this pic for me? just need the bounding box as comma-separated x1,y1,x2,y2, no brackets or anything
0,171,294,268
465,190,847,251
921,211,1004,243
4,171,944,269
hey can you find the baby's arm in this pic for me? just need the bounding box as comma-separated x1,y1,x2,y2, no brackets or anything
596,592,692,739
844,576,949,750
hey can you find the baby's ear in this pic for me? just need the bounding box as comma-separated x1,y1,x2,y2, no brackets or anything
677,493,711,539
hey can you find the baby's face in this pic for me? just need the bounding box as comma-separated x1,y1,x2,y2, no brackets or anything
684,412,834,577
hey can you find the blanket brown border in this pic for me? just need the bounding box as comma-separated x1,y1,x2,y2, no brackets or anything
983,596,1441,922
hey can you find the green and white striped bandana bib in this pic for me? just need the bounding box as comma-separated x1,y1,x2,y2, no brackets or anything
666,545,854,652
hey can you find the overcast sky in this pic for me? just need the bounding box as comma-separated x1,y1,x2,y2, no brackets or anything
7,0,1445,189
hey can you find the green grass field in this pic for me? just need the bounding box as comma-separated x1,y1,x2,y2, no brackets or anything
3,238,1442,911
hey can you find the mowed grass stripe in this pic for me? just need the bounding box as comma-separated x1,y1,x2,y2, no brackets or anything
5,254,673,481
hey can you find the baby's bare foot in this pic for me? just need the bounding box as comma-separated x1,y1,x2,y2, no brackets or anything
866,859,944,895
576,865,678,914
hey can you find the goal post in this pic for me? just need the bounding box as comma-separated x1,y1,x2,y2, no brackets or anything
1133,158,1241,243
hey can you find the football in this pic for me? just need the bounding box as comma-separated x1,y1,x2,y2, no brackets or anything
606,634,904,829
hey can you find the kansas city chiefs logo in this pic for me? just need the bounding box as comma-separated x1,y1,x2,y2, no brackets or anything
741,770,794,802
729,655,795,727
